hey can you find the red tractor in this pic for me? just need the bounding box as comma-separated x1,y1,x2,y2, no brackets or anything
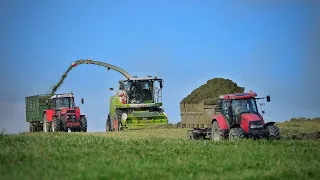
211,91,280,140
42,93,87,132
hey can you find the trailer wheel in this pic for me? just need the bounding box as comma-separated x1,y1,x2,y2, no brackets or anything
187,131,198,140
229,127,247,140
80,116,87,132
29,123,34,132
266,125,280,140
211,121,224,141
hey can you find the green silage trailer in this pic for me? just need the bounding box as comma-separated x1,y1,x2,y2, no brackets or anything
25,94,51,132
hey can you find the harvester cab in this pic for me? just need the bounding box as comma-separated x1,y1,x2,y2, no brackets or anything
212,91,279,140
118,76,163,104
43,93,87,132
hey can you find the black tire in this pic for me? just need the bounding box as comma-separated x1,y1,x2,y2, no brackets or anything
52,117,61,132
29,122,34,132
80,116,87,132
106,116,111,132
187,130,198,140
43,114,52,132
266,125,280,140
229,127,247,140
211,121,225,141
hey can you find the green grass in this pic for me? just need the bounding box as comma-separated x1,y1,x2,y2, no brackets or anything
1,119,320,180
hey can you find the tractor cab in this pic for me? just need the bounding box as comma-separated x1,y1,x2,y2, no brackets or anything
117,76,163,104
218,92,264,126
51,93,76,109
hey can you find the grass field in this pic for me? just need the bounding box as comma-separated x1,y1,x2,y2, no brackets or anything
1,118,319,180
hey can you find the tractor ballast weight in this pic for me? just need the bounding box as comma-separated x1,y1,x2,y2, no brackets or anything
180,91,280,140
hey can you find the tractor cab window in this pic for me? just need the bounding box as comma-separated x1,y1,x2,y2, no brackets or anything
231,98,258,117
53,97,72,109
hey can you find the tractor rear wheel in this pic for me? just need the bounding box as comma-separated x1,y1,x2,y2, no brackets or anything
80,116,87,132
266,125,280,140
43,114,52,132
229,127,247,140
52,117,61,132
211,121,224,141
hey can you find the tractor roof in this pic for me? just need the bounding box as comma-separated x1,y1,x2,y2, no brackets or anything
219,91,257,100
51,93,74,99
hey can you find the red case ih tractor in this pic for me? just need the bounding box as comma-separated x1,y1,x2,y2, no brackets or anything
211,91,280,140
42,93,87,132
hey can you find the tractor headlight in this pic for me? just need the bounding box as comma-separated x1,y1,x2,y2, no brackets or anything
250,124,263,129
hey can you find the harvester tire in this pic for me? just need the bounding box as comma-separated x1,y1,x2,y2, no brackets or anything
211,121,224,141
106,116,111,132
266,125,280,140
228,127,247,140
80,116,87,132
52,117,61,132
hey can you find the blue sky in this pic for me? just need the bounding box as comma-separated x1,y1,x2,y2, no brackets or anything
1,0,319,133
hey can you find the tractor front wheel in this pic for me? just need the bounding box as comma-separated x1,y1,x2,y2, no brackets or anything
229,127,247,140
80,116,87,132
266,125,280,140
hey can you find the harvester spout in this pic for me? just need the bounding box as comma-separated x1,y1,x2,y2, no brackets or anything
50,58,133,96
71,59,133,80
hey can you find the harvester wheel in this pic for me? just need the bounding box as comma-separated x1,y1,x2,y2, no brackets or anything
52,117,61,132
106,116,111,132
211,121,224,141
80,116,87,132
266,125,280,140
228,127,247,140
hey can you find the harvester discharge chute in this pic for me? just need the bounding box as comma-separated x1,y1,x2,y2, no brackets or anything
52,59,168,131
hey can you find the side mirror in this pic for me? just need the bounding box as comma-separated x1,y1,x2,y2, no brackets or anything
109,87,114,91
81,98,84,104
262,110,265,114
266,95,271,102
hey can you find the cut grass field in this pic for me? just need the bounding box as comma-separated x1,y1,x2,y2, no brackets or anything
1,118,319,180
